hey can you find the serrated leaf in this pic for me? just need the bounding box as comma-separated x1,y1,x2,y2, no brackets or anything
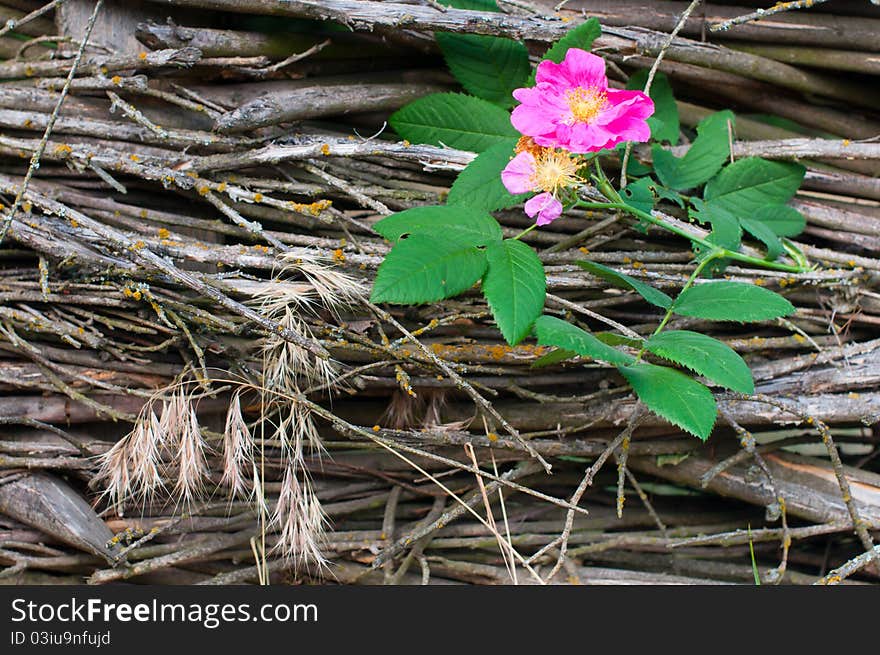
740,217,783,260
673,281,796,322
390,93,518,153
371,234,487,304
704,157,806,215
620,177,655,214
531,347,577,368
750,204,805,238
373,204,502,245
690,198,742,251
577,260,672,309
650,182,685,208
627,70,679,144
534,315,635,366
483,239,546,345
447,139,529,211
652,110,734,191
617,363,717,440
436,33,530,107
645,330,754,394
541,18,602,65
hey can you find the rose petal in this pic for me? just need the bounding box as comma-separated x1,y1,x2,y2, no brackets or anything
560,49,608,91
598,89,655,125
525,192,563,226
511,103,562,139
501,151,537,194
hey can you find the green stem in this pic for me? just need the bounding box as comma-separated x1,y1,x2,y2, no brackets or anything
574,200,807,274
512,223,538,241
592,162,623,204
652,251,719,338
634,249,722,362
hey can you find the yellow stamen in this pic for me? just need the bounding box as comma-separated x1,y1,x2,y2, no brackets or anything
530,149,578,194
565,86,607,124
515,135,542,157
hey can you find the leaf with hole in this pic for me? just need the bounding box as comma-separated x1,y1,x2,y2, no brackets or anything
373,204,502,245
690,198,742,251
482,239,546,345
447,139,529,211
371,233,487,304
652,110,734,191
645,330,754,394
673,281,796,322
620,177,655,214
390,93,519,153
534,315,635,366
577,260,672,309
617,363,717,440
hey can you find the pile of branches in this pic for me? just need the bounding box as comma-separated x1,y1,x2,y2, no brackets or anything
1,0,879,586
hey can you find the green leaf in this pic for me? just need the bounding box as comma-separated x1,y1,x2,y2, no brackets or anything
483,239,546,345
389,93,518,153
577,260,672,309
750,204,805,238
534,315,635,366
703,157,806,215
540,18,602,65
740,217,783,260
531,347,577,368
626,157,653,177
371,234,487,304
627,70,679,144
652,110,734,191
595,332,644,349
645,330,754,394
690,198,741,251
650,182,685,208
439,0,498,9
673,281,796,322
373,204,502,245
620,177,655,214
617,363,717,440
447,139,529,211
436,33,530,107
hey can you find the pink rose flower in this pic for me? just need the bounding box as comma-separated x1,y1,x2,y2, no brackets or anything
501,145,578,226
511,48,654,154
